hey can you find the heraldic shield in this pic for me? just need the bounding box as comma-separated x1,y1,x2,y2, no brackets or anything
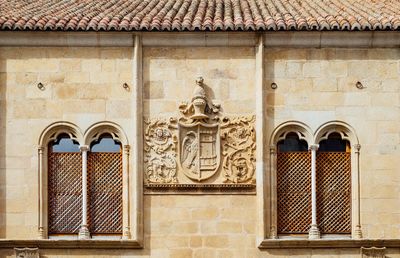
179,122,221,181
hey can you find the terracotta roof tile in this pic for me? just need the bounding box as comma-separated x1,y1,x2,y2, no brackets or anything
1,0,400,32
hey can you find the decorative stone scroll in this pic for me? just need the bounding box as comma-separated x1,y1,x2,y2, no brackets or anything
14,248,39,258
221,116,256,183
144,118,178,184
361,247,386,258
144,77,256,193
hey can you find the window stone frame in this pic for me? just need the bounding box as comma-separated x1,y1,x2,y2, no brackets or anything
37,121,141,244
36,35,143,246
261,120,362,243
37,121,83,239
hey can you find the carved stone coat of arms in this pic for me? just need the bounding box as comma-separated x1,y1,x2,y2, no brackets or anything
179,122,220,181
144,77,256,192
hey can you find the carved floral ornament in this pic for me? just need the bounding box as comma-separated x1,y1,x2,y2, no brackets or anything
361,247,386,258
144,77,256,192
14,248,39,258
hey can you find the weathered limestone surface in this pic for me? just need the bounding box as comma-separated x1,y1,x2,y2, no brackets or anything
0,46,398,257
143,47,256,116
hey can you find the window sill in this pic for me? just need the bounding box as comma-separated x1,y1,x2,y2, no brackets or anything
0,239,142,249
258,239,400,249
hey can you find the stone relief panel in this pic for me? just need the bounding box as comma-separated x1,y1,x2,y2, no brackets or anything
361,247,386,258
178,122,220,182
144,77,256,193
14,248,39,258
144,118,178,184
221,116,256,184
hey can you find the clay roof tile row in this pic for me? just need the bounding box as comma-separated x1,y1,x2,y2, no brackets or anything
1,0,400,32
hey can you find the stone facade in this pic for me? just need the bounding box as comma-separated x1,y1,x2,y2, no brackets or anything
265,48,400,240
0,33,399,257
0,47,132,239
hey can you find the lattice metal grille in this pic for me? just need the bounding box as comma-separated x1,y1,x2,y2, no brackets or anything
316,152,351,234
277,152,311,234
48,152,82,234
88,152,122,234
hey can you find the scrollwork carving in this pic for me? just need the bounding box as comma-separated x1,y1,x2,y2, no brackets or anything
15,248,39,258
144,118,178,184
361,247,386,258
143,77,256,192
221,116,256,183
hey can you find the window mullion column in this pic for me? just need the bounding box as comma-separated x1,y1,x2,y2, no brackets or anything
122,145,131,239
309,144,320,239
79,145,90,239
353,144,362,239
38,146,46,239
269,146,278,239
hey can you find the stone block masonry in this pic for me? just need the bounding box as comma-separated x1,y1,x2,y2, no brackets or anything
0,45,398,257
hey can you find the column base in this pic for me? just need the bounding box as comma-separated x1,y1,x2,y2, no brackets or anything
122,227,131,240
78,225,91,240
354,224,363,239
308,224,320,239
270,226,278,239
38,227,46,239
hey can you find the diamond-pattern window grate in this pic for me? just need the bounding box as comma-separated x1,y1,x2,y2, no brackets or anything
48,152,82,234
277,150,351,235
88,152,123,234
277,151,311,234
316,152,351,234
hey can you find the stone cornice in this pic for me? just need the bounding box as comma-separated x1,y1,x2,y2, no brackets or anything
144,183,256,195
0,239,142,249
258,239,400,249
0,31,399,48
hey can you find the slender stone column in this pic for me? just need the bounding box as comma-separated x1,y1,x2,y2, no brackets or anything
122,145,131,239
353,144,362,239
255,34,266,242
131,34,144,242
79,145,90,239
38,146,46,239
269,146,278,239
309,144,320,239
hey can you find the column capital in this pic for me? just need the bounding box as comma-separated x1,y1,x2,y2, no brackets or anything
123,145,130,154
38,146,45,154
269,145,276,154
353,144,361,152
309,144,319,151
79,145,90,152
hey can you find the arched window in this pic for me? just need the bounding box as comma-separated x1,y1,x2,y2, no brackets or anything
88,133,123,235
277,133,311,234
268,121,361,240
48,134,82,234
317,132,351,234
